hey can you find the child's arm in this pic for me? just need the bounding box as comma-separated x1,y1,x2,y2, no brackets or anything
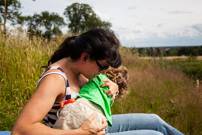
101,79,119,101
79,74,89,88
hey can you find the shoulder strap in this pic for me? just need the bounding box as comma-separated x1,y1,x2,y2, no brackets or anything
37,66,69,90
37,72,69,88
37,71,71,102
41,66,64,75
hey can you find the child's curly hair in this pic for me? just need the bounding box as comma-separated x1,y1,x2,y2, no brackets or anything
106,66,129,98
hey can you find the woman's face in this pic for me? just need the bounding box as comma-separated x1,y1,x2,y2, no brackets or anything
83,59,109,80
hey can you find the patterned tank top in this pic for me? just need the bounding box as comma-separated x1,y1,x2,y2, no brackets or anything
37,66,79,128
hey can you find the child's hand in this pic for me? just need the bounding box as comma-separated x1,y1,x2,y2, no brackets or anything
101,79,119,101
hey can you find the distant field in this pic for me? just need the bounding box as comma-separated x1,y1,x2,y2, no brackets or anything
139,56,202,60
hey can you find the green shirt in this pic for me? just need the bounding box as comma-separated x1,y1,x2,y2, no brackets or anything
76,74,114,126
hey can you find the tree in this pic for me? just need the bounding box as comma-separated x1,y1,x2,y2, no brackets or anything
24,11,65,40
177,47,199,56
148,47,154,56
200,45,202,55
168,49,177,56
84,12,111,31
0,0,22,33
138,48,147,56
24,13,41,38
64,3,112,34
40,11,65,39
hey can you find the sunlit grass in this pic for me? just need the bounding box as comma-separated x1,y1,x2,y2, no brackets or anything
113,50,202,135
0,31,202,134
0,31,59,130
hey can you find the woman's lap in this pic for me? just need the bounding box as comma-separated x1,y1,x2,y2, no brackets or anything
0,114,183,135
0,131,11,135
106,113,184,135
106,130,164,135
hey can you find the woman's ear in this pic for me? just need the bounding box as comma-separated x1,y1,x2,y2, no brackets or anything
81,52,89,63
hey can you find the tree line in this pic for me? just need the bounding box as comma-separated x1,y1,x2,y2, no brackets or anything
136,46,202,57
0,0,112,39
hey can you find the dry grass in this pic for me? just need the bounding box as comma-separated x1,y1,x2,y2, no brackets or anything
112,54,202,135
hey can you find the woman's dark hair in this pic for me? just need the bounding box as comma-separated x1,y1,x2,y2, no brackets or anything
48,28,121,68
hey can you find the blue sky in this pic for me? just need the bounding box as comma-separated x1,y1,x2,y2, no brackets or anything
19,0,202,48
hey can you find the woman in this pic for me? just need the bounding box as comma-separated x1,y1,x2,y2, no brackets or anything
11,28,183,135
11,28,121,135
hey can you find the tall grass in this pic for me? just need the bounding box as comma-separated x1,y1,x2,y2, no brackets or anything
0,31,59,130
112,52,202,135
158,58,202,80
0,31,202,134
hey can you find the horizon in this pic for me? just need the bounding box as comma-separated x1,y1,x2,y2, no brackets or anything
134,44,202,48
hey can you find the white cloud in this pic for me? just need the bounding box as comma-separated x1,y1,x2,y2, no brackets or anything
168,10,193,14
19,0,202,47
157,32,167,38
133,27,143,33
157,24,164,27
192,24,202,33
94,10,111,21
128,6,137,10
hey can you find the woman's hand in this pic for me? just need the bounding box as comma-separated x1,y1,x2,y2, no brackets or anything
78,113,108,135
100,79,119,101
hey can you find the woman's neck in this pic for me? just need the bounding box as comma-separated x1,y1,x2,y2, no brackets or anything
62,58,81,93
58,58,80,78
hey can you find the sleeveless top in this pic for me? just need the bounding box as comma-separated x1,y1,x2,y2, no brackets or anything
37,66,79,128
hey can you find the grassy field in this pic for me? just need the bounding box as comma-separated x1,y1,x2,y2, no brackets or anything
0,32,202,134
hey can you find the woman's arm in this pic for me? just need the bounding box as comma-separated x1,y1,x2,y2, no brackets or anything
11,74,107,135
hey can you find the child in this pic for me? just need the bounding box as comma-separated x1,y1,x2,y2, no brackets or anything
53,66,129,130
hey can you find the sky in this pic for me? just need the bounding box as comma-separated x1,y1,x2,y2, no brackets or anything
19,0,202,48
